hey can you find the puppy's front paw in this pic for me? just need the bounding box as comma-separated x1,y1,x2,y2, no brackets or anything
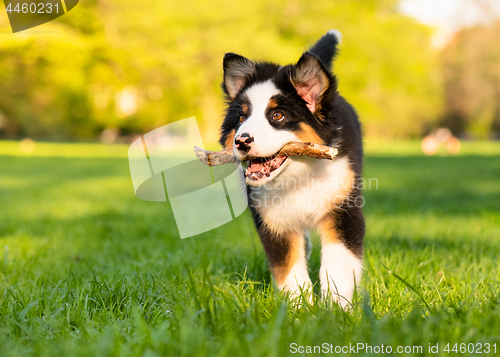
279,267,313,307
319,243,363,310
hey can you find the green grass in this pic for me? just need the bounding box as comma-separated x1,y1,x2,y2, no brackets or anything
1,140,500,356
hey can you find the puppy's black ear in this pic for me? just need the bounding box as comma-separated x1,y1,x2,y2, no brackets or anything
223,53,256,99
291,52,330,113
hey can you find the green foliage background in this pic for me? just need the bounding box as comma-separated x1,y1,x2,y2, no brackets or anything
441,20,500,138
0,0,445,141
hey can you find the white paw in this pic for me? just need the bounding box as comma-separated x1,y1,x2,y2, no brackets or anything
320,242,362,310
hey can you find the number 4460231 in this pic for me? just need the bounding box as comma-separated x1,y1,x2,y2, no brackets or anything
6,2,60,14
444,343,496,354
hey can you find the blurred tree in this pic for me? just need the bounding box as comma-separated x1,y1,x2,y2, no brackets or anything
0,0,442,141
441,20,500,139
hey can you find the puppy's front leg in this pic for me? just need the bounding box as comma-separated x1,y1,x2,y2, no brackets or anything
318,208,364,309
258,228,312,300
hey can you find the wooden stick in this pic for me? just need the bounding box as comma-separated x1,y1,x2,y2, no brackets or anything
194,146,238,166
194,142,339,166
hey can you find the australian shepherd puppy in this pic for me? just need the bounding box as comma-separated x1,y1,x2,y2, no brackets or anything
219,30,365,308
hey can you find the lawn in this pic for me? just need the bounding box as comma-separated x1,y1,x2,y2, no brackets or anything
1,140,499,356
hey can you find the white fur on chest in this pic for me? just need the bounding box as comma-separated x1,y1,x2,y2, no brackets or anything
250,156,354,234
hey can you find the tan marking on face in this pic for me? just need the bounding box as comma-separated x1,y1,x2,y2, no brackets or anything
242,104,249,116
224,129,235,150
267,98,278,110
296,123,325,144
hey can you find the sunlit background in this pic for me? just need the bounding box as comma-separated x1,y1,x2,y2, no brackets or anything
0,0,499,143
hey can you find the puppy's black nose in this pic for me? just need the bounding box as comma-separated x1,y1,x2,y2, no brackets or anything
234,132,254,152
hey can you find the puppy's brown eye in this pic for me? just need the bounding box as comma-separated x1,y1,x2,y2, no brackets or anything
273,112,284,121
239,115,245,123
